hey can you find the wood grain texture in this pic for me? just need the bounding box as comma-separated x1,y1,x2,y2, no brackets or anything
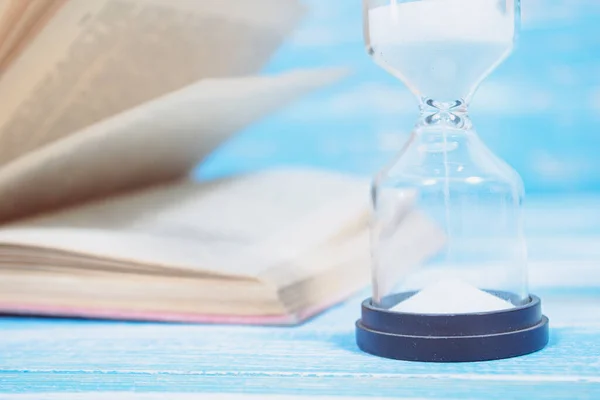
0,395,434,400
1,197,600,398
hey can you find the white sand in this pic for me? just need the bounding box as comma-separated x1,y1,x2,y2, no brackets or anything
391,278,515,314
368,0,513,44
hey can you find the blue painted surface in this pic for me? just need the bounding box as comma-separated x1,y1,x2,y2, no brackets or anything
4,1,600,397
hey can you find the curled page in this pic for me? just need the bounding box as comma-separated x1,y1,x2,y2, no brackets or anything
0,68,348,223
0,0,305,164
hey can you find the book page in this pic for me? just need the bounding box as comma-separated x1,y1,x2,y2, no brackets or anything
0,0,305,165
0,68,347,223
0,168,371,279
0,0,63,73
0,0,26,53
0,0,12,18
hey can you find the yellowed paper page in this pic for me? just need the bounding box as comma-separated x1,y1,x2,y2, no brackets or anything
0,0,305,164
0,0,27,53
0,68,347,222
0,168,369,279
0,0,64,73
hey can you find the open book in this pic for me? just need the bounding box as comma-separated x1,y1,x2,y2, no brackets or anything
0,169,371,324
0,0,376,324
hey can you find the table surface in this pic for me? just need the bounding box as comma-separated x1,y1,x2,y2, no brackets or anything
1,196,600,399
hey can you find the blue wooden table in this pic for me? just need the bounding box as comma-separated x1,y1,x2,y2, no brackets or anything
1,196,599,399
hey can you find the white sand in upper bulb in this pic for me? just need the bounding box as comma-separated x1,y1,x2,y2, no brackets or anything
391,278,515,314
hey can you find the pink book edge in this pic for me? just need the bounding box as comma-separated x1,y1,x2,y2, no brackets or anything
0,287,362,325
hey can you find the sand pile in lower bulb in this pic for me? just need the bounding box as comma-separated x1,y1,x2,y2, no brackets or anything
391,279,515,314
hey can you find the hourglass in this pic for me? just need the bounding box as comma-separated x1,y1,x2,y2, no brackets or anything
355,0,549,362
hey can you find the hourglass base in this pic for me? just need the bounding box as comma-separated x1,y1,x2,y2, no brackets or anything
355,293,549,362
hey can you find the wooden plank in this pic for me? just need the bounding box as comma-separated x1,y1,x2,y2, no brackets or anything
1,291,599,376
0,395,431,400
1,372,600,399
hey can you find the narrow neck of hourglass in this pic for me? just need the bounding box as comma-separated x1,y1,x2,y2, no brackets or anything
417,99,472,130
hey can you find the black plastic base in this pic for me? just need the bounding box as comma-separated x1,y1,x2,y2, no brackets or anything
356,293,549,362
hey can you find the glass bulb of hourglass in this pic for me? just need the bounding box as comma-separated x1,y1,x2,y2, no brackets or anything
366,0,516,103
364,0,525,314
357,0,548,363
